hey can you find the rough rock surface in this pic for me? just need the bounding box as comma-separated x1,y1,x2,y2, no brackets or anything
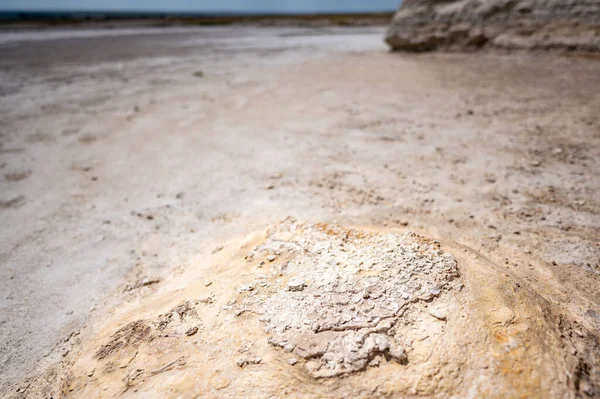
240,219,459,377
385,0,600,52
55,220,591,398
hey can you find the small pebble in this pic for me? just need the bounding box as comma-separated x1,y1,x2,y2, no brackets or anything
237,357,262,368
529,159,542,167
239,284,254,292
185,326,199,336
287,277,306,292
283,343,295,353
428,308,447,320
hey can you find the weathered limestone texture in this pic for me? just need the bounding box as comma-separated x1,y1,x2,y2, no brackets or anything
386,0,600,51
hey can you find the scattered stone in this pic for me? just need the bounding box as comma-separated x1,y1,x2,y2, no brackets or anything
239,284,254,292
287,357,298,365
211,246,224,254
485,174,497,183
124,277,161,292
389,345,407,363
529,159,542,167
236,356,262,368
266,254,277,262
185,327,199,336
234,308,247,317
287,277,306,292
283,343,295,353
199,296,215,304
16,384,30,394
428,307,447,321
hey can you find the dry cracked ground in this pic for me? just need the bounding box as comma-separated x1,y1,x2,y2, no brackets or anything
0,26,599,398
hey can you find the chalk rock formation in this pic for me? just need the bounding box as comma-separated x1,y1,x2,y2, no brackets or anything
60,219,596,398
385,0,600,52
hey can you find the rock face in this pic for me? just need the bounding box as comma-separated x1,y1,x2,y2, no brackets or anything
385,0,600,52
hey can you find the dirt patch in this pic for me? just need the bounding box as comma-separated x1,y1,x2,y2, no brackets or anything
4,170,32,182
0,195,26,209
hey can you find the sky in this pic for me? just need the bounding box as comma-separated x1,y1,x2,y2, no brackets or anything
0,0,401,13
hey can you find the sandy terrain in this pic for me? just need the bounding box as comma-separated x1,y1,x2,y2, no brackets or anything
0,26,599,397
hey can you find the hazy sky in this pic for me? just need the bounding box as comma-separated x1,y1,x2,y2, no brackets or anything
0,0,400,12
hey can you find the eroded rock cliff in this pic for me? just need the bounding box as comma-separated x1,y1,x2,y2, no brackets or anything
386,0,600,51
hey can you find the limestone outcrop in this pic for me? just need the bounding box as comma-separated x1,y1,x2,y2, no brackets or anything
385,0,600,52
61,220,592,398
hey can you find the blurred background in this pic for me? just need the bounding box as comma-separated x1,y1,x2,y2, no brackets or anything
2,0,400,13
0,0,401,23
